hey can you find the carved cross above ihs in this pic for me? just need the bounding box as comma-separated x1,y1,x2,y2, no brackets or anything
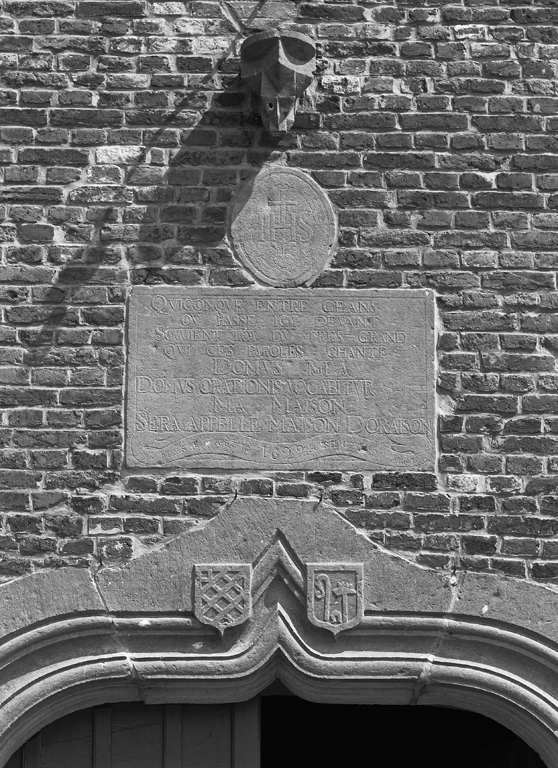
267,177,299,247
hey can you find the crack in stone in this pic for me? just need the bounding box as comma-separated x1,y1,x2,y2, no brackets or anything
89,568,146,703
409,569,464,706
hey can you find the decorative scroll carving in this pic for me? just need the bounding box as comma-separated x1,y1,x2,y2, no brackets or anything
241,29,316,135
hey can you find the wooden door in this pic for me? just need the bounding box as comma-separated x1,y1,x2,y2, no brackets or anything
4,700,259,768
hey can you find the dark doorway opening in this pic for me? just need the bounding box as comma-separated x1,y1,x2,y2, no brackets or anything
4,695,548,768
261,695,546,768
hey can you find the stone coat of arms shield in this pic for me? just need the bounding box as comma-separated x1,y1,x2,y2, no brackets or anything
194,564,252,633
307,563,364,635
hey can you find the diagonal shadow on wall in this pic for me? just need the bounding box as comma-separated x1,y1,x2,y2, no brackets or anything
4,2,307,572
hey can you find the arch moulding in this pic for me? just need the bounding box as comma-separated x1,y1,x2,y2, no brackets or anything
1,499,558,766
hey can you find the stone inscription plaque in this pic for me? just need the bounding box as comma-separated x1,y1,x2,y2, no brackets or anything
126,288,435,470
229,166,337,287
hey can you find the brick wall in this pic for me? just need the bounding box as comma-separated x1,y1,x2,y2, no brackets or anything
2,0,558,583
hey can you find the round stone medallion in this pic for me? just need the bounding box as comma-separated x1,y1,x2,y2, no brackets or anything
229,165,337,287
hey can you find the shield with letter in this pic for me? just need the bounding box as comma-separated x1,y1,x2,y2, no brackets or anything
307,563,364,635
194,564,252,634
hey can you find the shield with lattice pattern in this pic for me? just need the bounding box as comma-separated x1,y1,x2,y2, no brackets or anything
194,564,252,633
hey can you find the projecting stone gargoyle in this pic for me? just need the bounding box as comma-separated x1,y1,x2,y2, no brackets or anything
240,28,316,135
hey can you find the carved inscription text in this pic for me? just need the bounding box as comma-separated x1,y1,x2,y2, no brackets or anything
126,288,435,470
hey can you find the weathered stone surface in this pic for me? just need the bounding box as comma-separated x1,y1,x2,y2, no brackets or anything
0,566,102,637
3,500,558,767
97,499,450,615
229,165,337,286
240,30,316,135
126,287,435,470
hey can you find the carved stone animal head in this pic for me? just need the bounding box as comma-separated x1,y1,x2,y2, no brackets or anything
241,29,316,135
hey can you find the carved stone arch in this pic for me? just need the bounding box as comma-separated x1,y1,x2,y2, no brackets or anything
1,499,558,766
